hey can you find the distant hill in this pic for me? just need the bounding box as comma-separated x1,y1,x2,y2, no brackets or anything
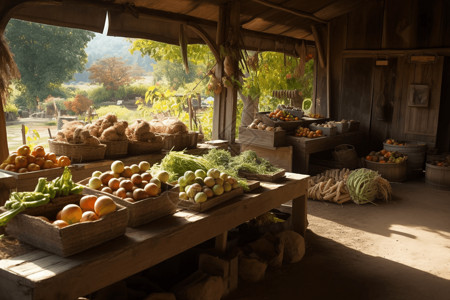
72,33,155,83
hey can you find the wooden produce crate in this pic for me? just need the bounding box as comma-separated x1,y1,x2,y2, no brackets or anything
48,139,107,163
335,122,349,134
4,195,128,257
239,126,286,148
364,159,407,182
0,167,67,192
256,112,303,131
79,179,179,227
238,169,286,182
128,140,164,155
101,140,129,158
178,187,243,212
160,132,198,151
309,124,337,136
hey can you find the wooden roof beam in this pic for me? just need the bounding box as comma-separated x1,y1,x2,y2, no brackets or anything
249,0,327,24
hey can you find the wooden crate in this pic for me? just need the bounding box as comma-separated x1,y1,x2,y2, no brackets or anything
239,126,286,148
160,132,198,151
238,169,285,182
0,167,68,192
4,196,128,257
79,179,179,227
256,112,303,131
309,124,337,136
178,187,243,212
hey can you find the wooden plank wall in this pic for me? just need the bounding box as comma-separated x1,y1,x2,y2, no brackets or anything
320,0,450,152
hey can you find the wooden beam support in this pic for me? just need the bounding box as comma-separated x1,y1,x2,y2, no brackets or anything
342,47,450,57
186,23,221,62
311,25,326,69
223,0,240,143
250,0,327,24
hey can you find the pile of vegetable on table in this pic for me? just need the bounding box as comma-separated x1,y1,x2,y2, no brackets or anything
0,167,83,226
150,149,282,190
308,168,392,205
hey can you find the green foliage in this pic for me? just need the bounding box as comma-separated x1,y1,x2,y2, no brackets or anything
242,52,314,111
88,85,148,104
96,106,140,121
131,40,213,65
5,101,19,116
24,125,40,150
5,19,94,109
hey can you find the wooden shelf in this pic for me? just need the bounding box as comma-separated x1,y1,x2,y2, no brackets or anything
0,173,308,300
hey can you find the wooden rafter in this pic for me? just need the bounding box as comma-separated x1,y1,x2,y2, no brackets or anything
249,0,327,24
186,23,221,62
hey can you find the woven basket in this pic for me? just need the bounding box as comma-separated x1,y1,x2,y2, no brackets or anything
48,139,106,163
100,140,128,158
128,140,164,155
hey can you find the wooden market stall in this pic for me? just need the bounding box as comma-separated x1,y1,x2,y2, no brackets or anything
0,0,450,298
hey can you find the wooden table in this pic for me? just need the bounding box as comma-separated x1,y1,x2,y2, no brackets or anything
0,173,308,300
286,131,363,174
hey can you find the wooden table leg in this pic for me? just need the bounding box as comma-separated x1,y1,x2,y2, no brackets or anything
215,231,228,253
291,194,308,236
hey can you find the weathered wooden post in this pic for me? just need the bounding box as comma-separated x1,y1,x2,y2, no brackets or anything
212,0,240,143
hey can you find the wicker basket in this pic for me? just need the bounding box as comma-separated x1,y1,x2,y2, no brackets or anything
100,140,128,158
48,139,107,163
128,140,164,155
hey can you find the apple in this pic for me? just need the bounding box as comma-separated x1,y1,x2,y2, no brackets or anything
157,171,169,183
88,177,102,190
130,164,140,174
111,160,125,174
92,170,102,178
139,161,150,172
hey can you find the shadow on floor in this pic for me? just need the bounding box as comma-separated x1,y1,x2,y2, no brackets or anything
225,230,450,300
306,178,450,239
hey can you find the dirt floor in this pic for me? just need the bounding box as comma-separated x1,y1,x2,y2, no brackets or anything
6,117,57,151
225,178,450,300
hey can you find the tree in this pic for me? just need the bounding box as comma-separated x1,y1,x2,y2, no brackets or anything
131,40,214,89
64,94,93,115
240,52,314,126
5,19,94,109
88,57,144,90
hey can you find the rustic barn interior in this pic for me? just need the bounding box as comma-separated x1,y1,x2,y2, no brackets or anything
0,0,449,299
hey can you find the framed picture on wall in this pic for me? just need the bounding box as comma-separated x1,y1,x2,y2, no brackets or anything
408,84,430,107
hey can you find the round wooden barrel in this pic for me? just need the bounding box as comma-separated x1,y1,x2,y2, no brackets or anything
425,163,450,190
364,159,407,182
383,142,426,174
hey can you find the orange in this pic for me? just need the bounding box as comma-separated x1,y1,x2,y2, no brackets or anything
60,204,83,224
32,146,46,157
53,220,69,228
15,156,28,168
45,152,57,163
79,195,97,212
80,211,99,222
57,156,71,167
35,157,45,167
94,196,116,217
17,145,31,156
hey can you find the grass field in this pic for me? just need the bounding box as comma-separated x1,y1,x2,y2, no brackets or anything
6,118,58,152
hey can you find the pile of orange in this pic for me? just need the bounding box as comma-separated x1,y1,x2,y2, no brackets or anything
385,139,405,146
365,149,406,164
42,195,117,228
0,145,71,173
268,109,299,121
295,127,323,138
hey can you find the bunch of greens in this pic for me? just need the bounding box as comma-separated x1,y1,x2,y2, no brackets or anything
203,149,280,175
150,151,213,182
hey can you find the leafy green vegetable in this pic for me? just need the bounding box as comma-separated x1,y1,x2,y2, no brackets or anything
346,168,379,205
